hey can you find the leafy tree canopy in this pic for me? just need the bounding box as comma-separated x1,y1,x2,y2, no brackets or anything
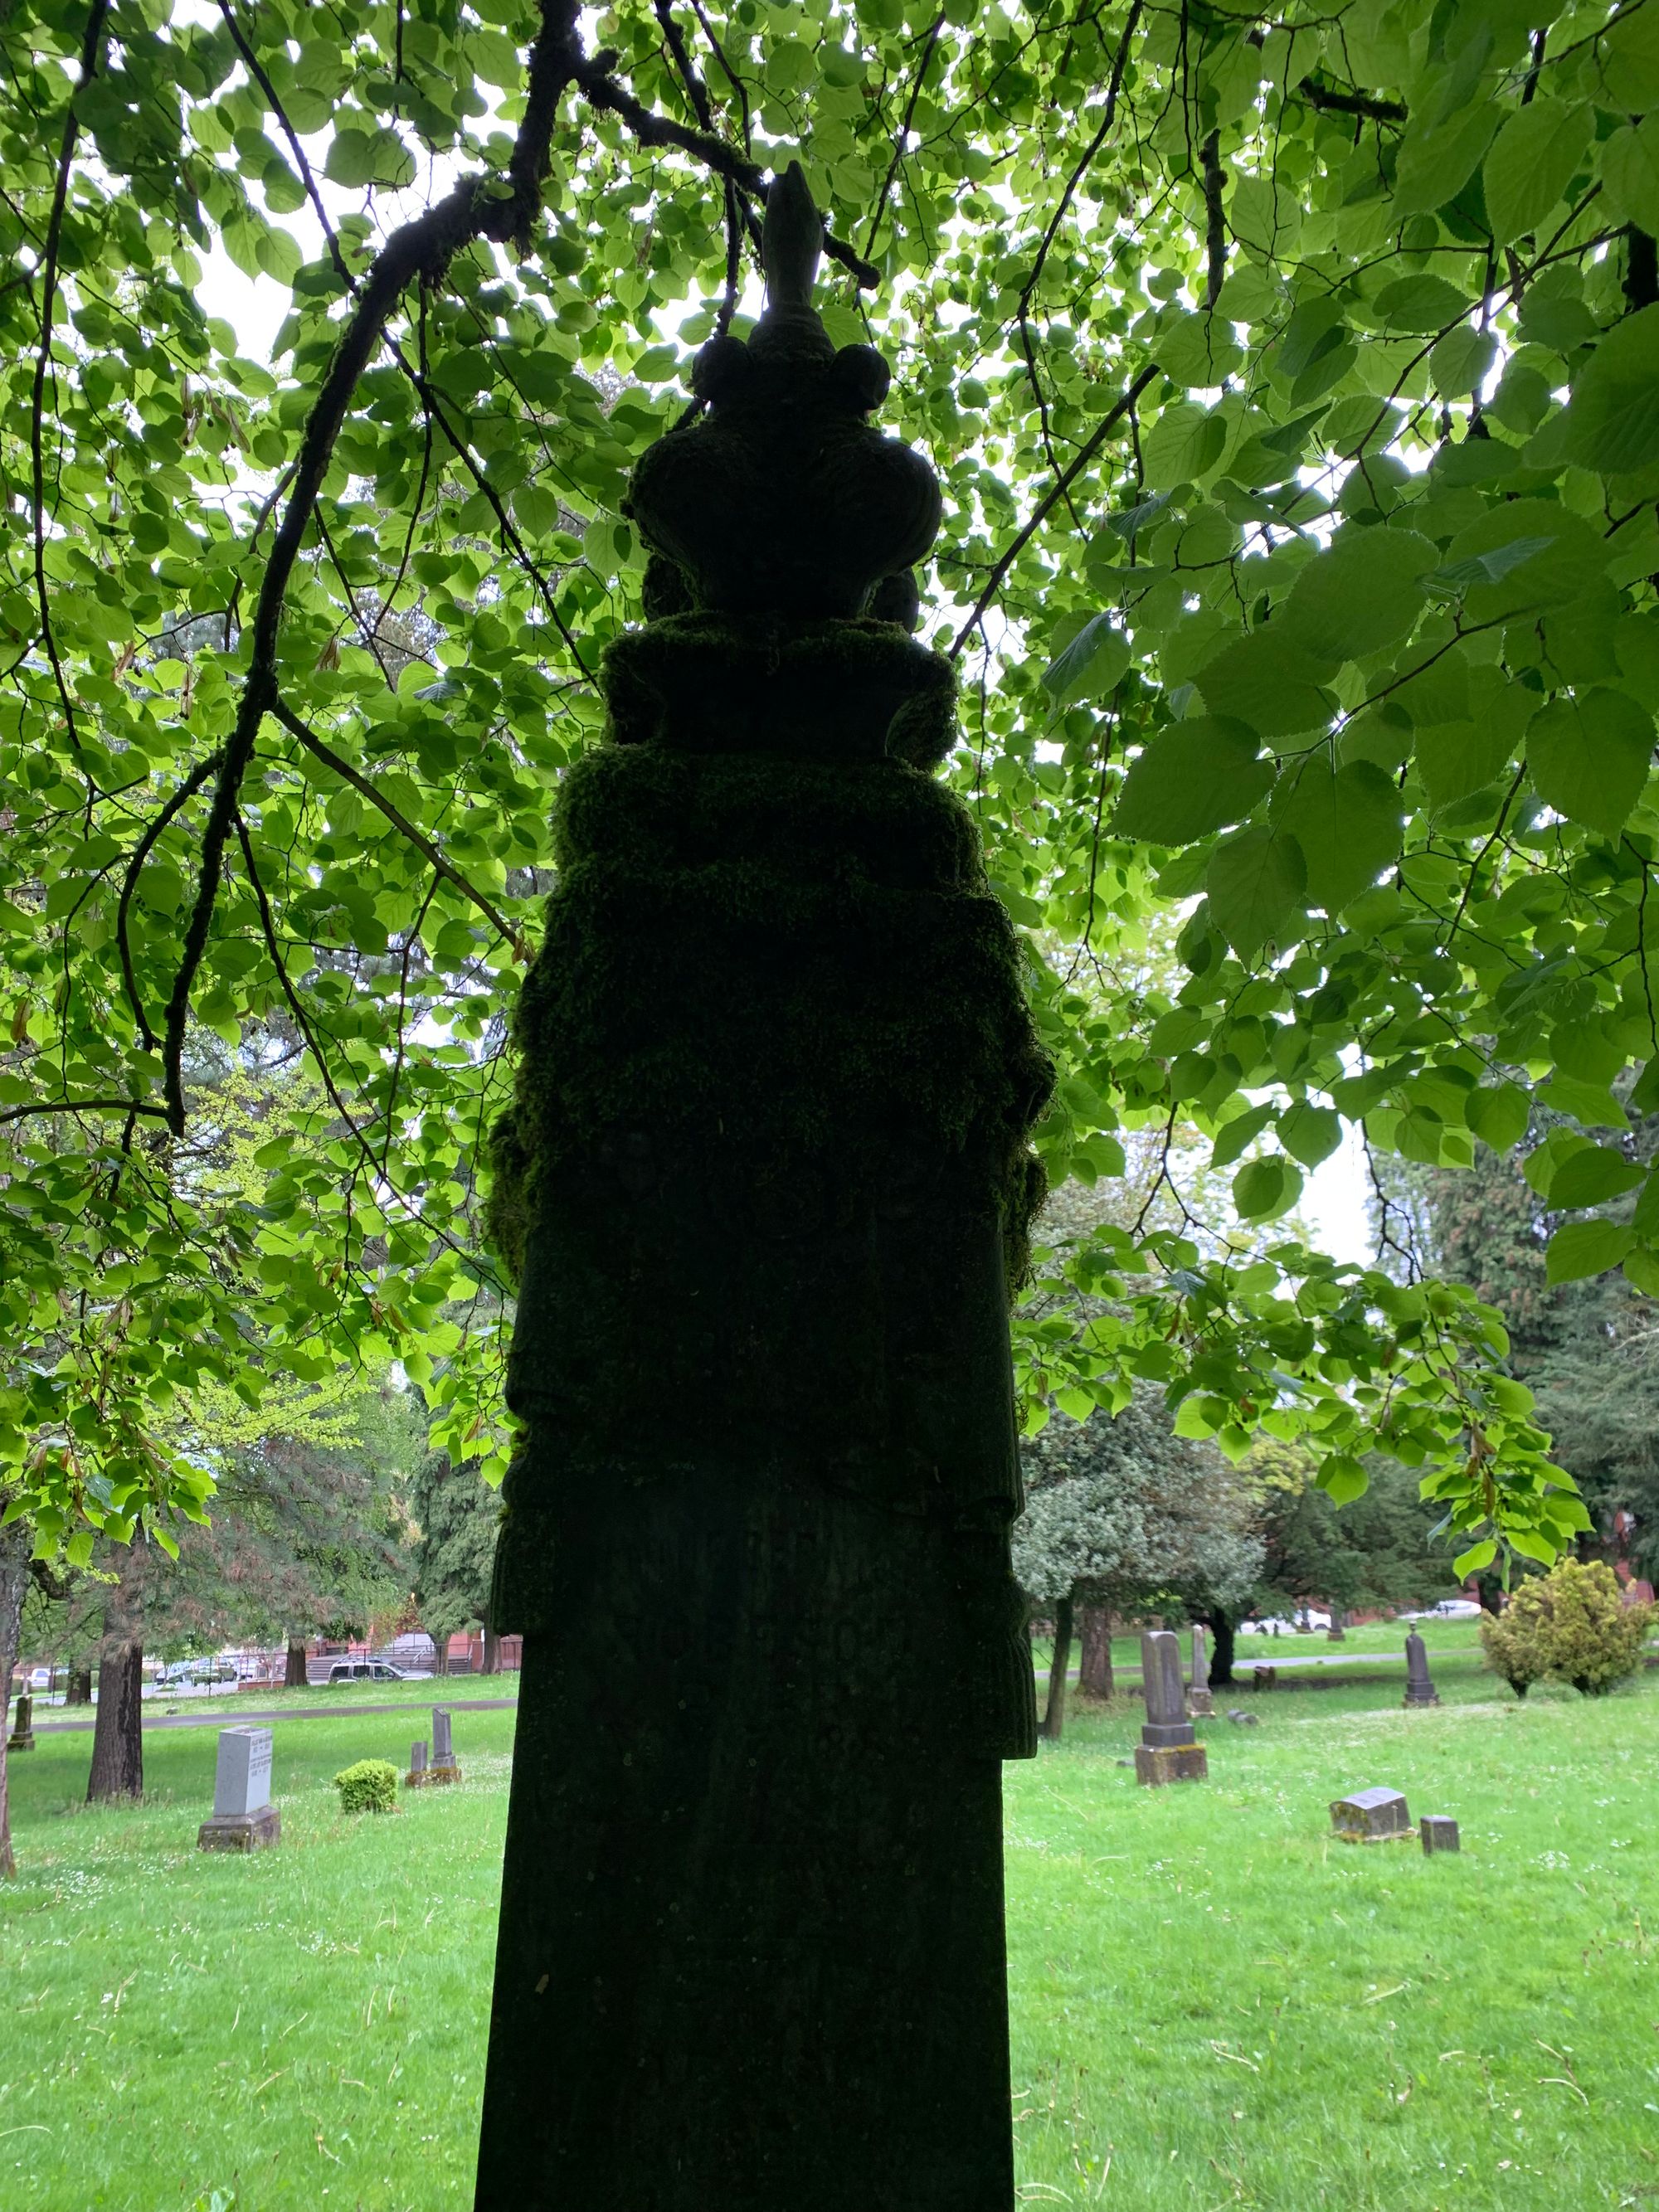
4,0,1659,1577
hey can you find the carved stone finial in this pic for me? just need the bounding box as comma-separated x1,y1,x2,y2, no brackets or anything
762,160,823,314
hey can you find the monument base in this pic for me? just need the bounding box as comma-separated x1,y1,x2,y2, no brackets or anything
426,1762,462,1786
1402,1689,1440,1708
1135,1743,1208,1787
197,1806,280,1852
7,1731,34,1753
1187,1690,1214,1717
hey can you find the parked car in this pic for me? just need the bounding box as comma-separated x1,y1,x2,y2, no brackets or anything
153,1656,236,1688
1240,1610,1331,1634
326,1660,432,1683
1402,1597,1482,1621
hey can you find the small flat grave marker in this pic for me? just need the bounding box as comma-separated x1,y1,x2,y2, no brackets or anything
1420,1815,1460,1855
1330,1786,1412,1844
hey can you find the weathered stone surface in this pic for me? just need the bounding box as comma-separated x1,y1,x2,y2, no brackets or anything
1140,1630,1195,1748
7,1691,34,1751
1226,1708,1258,1726
197,1805,280,1852
212,1727,272,1818
1403,1630,1440,1707
1135,1742,1209,1787
406,1739,429,1788
1420,1814,1461,1855
1331,1786,1412,1842
1253,1665,1277,1689
1188,1625,1214,1716
474,164,1048,2212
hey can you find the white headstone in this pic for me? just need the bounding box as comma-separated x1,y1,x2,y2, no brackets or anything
213,1727,273,1819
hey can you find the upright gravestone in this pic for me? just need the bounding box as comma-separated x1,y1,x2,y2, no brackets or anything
1403,1629,1440,1708
473,164,1051,2210
429,1705,461,1785
7,1691,35,1751
1135,1631,1208,1787
406,1738,429,1789
1420,1814,1460,1855
1187,1624,1214,1717
197,1726,279,1850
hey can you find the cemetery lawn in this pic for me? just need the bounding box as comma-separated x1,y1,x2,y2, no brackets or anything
2,1667,1656,2210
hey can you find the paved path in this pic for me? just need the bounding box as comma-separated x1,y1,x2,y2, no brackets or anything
35,1696,519,1736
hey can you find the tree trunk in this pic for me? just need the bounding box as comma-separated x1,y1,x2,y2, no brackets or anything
1207,1609,1236,1687
0,1514,32,1878
1077,1604,1114,1699
66,1667,92,1707
480,1623,500,1676
431,1633,449,1678
86,1545,145,1804
284,1637,309,1688
1039,1594,1074,1741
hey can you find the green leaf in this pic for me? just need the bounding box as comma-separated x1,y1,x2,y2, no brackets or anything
1112,717,1273,842
1602,119,1659,236
1318,1453,1369,1505
1546,1145,1646,1210
1527,687,1653,839
1206,824,1307,954
1453,1539,1497,1578
1042,613,1129,710
1531,305,1659,478
1372,274,1475,334
1277,758,1403,913
1483,99,1594,246
1545,1220,1636,1284
1466,1083,1530,1153
1428,325,1498,401
1210,1101,1277,1169
1233,1154,1304,1223
1279,528,1437,664
1394,106,1499,219
1196,633,1335,739
1278,1101,1342,1168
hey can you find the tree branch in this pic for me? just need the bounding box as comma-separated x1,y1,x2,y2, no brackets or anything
0,1096,172,1128
1200,129,1227,309
270,700,528,957
949,363,1161,658
864,13,946,262
160,0,585,1135
1294,75,1408,124
116,750,226,1050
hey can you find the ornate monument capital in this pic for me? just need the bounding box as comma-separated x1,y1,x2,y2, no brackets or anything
622,161,942,621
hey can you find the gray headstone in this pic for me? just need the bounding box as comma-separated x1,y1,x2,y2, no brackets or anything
1226,1708,1258,1726
1403,1630,1440,1707
1420,1814,1460,1855
411,1739,428,1774
432,1705,455,1767
212,1727,273,1818
1139,1631,1194,1748
1190,1625,1209,1694
1330,1785,1411,1842
7,1691,35,1748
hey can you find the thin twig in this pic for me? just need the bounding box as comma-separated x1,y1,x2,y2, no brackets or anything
270,700,528,956
950,364,1160,657
864,13,946,262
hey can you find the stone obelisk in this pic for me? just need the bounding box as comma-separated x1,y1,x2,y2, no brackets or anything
473,165,1052,2211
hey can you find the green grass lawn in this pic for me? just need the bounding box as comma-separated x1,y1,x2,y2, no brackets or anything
3,1657,1656,2210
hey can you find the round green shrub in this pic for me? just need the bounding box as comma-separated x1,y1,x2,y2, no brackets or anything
1481,1558,1654,1699
333,1758,400,1814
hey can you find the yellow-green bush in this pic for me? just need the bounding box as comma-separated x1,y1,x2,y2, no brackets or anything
333,1759,400,1814
1481,1559,1653,1699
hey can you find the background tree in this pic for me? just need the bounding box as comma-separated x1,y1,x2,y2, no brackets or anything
408,1449,504,1676
7,0,1655,1591
1014,1389,1262,1737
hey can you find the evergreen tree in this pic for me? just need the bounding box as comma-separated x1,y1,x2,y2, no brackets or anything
408,1452,504,1675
